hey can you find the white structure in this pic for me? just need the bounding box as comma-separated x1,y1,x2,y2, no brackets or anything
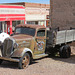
25,3,50,27
0,32,10,43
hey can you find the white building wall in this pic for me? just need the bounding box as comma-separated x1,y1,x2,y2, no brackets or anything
25,6,49,27
26,15,46,21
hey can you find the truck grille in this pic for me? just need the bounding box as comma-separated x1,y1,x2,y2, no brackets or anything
2,38,13,57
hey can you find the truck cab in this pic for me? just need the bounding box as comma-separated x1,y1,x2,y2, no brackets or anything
0,24,48,69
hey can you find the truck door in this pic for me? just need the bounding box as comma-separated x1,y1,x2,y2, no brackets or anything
34,29,46,54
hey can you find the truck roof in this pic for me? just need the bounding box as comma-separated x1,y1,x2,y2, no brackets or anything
16,24,46,29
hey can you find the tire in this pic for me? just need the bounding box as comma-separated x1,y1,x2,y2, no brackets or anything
18,53,30,69
59,45,71,58
0,59,3,65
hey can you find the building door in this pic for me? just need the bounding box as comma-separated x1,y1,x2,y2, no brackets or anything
0,22,2,33
0,22,7,33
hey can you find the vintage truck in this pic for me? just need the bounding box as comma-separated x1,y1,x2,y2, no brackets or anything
0,24,75,69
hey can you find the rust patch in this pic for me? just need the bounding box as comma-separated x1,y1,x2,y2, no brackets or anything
12,34,33,40
16,24,46,29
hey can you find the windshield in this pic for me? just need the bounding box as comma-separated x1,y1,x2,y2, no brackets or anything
15,27,35,36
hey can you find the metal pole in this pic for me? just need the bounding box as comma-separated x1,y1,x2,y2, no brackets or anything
10,20,12,35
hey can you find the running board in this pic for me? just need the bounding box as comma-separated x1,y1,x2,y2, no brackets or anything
0,57,19,62
33,53,48,59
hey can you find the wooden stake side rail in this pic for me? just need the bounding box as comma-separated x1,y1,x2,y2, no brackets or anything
56,30,75,44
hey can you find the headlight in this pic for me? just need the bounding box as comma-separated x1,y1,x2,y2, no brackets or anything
14,43,18,49
10,37,18,49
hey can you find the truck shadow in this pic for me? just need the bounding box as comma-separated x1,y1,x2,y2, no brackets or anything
0,57,46,69
0,61,18,69
33,54,75,65
29,54,75,65
51,54,75,64
0,55,75,69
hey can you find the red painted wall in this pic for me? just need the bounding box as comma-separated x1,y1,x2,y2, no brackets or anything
0,5,25,34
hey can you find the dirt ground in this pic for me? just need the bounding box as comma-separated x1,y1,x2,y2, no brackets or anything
0,46,75,75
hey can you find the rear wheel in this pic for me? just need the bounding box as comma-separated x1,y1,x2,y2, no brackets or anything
59,45,71,58
18,53,30,69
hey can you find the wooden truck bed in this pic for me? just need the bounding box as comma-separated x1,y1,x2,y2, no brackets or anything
56,30,75,44
47,29,75,46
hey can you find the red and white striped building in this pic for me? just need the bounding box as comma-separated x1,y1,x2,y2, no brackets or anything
4,2,50,27
0,5,25,35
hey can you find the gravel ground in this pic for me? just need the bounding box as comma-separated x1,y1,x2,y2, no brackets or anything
0,46,75,75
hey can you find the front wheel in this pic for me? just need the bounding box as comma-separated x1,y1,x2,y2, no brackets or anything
18,53,30,69
59,45,71,58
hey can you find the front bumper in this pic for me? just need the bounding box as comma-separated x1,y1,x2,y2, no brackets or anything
0,57,19,62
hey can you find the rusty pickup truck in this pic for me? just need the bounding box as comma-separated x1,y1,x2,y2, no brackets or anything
0,24,75,69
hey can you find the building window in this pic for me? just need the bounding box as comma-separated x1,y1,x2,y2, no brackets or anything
39,21,45,26
12,20,24,32
27,21,38,25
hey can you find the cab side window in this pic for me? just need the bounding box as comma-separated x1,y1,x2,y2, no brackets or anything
37,30,45,37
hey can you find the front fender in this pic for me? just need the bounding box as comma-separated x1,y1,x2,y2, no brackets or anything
11,48,33,58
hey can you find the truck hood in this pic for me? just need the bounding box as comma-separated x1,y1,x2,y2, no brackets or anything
11,34,33,40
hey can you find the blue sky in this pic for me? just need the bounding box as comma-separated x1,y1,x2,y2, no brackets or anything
0,0,49,4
